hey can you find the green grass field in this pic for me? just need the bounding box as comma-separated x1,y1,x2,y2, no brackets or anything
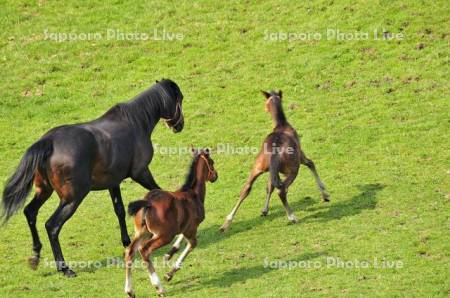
0,0,449,297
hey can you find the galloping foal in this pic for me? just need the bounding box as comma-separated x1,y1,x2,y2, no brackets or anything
220,90,329,232
124,149,217,297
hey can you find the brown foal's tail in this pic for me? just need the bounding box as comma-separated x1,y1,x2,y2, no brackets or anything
128,200,149,216
1,138,53,224
269,153,283,189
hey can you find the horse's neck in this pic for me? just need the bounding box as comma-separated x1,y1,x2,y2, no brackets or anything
193,180,206,203
271,105,288,127
192,168,207,203
191,181,206,223
125,95,162,134
139,105,160,135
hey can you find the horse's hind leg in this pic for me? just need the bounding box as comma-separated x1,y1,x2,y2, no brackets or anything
139,236,171,297
23,175,53,269
278,174,298,223
45,183,89,277
261,180,274,216
300,151,330,202
124,234,144,298
220,165,264,232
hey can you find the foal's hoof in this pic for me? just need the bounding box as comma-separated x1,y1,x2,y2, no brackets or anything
288,215,298,224
62,268,77,278
157,289,166,297
164,272,174,282
126,291,136,298
322,193,330,202
219,222,230,233
261,210,268,217
28,256,40,270
163,254,172,262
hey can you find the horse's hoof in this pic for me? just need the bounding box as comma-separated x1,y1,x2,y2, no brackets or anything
157,289,166,297
288,215,298,224
322,193,330,202
219,222,230,233
126,291,136,298
63,268,77,278
261,211,268,217
28,256,40,270
163,254,172,262
164,273,173,282
122,237,131,247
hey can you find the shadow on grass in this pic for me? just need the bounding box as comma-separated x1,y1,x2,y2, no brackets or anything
170,251,327,294
43,184,383,276
198,183,383,248
41,256,119,276
298,183,384,223
197,196,317,248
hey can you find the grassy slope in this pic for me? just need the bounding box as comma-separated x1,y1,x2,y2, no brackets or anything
0,0,449,297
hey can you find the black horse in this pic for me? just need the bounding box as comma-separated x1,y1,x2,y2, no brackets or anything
1,79,184,277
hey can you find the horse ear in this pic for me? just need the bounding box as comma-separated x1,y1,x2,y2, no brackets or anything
155,80,160,83
190,145,198,156
261,90,271,99
278,90,282,98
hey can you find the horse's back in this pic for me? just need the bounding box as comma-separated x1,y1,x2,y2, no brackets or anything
45,125,97,165
263,128,301,173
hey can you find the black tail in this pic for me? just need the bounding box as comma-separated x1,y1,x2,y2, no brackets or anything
128,200,149,216
1,138,53,223
269,153,283,189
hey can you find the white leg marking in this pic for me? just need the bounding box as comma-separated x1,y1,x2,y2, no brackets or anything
125,276,132,293
174,243,192,269
288,213,298,222
173,234,184,249
150,271,161,287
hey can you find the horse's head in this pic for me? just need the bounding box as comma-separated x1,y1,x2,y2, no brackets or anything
193,148,218,183
157,79,184,133
261,90,282,114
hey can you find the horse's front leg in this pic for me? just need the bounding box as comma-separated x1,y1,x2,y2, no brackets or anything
109,186,131,247
133,143,161,190
132,168,161,190
164,237,196,282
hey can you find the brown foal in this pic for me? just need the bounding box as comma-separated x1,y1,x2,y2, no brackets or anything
124,149,217,297
220,90,329,232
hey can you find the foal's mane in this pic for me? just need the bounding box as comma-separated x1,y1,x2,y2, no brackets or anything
105,80,180,130
180,155,200,191
269,91,287,125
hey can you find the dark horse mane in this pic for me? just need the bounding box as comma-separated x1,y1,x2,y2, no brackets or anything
180,155,200,191
104,79,181,131
268,91,287,126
